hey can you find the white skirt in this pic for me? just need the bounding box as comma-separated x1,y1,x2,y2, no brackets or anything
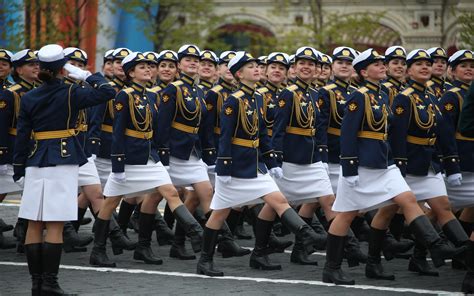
103,160,172,198
405,172,447,202
0,164,22,195
333,164,410,212
328,163,340,194
207,165,216,188
211,173,279,210
446,172,474,209
168,155,209,186
274,161,333,205
78,157,101,187
19,165,79,221
95,157,112,187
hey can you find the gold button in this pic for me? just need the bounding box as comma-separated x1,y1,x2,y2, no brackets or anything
425,95,428,98
161,151,165,155
350,160,354,164
62,142,67,146
270,153,274,157
434,123,437,126
346,91,350,95
118,157,122,161
452,158,456,162
398,161,402,165
0,151,3,155
92,140,96,144
62,149,67,153
94,84,97,88
319,148,323,152
209,151,213,155
224,160,228,165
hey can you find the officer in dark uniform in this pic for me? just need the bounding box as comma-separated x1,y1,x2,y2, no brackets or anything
382,46,407,106
257,55,267,88
0,49,13,89
287,54,297,85
0,48,17,250
426,47,450,99
317,53,332,87
13,43,115,296
144,51,160,88
102,49,115,80
198,50,218,95
391,49,467,277
2,49,39,253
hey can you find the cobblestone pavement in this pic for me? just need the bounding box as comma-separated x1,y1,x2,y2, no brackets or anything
0,200,466,296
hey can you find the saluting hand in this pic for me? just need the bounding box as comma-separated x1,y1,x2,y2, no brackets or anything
15,176,25,189
447,173,462,187
64,63,92,81
269,167,283,179
0,165,7,175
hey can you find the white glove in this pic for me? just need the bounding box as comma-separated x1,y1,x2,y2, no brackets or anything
322,162,329,176
343,175,359,187
218,176,232,184
269,167,284,179
64,63,92,81
90,154,97,161
447,173,462,187
0,165,7,175
207,165,216,172
15,177,25,189
111,172,126,183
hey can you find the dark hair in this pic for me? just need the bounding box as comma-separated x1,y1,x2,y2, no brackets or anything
38,69,59,82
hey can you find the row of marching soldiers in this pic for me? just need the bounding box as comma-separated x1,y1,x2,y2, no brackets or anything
0,42,473,295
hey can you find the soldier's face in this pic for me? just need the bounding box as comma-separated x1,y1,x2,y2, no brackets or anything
319,64,331,80
362,61,386,82
158,60,177,83
295,59,316,82
0,60,11,79
179,56,200,76
387,58,407,81
407,60,432,83
237,61,259,83
68,60,86,70
452,61,474,83
129,62,151,83
288,64,297,79
102,60,114,77
199,60,217,81
332,59,352,80
432,58,447,77
113,60,125,78
258,64,267,80
218,63,234,82
16,62,39,82
266,62,287,85
148,63,158,81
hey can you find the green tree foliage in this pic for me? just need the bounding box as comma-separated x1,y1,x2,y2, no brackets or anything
457,11,474,49
270,0,397,53
109,0,228,52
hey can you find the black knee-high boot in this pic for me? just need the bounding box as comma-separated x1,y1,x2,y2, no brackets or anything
365,228,395,280
280,208,325,254
226,209,240,235
163,202,175,229
290,216,318,265
25,243,42,296
196,227,223,276
108,216,137,255
408,241,439,276
409,215,467,267
234,209,252,239
462,240,474,294
173,205,203,253
128,202,141,233
169,222,196,260
389,213,405,241
89,218,116,267
63,221,92,253
217,222,251,258
14,218,28,253
351,216,370,242
249,218,282,270
343,228,367,267
134,213,163,265
117,200,135,236
322,233,355,285
154,210,174,246
40,242,68,296
72,207,88,232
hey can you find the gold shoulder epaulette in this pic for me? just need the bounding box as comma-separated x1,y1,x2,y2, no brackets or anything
7,84,21,92
210,85,223,93
401,87,414,96
257,87,268,94
149,86,162,93
123,87,134,94
358,86,369,94
382,81,393,88
171,81,184,87
448,87,460,93
426,80,434,87
287,85,298,92
323,83,337,91
233,90,245,99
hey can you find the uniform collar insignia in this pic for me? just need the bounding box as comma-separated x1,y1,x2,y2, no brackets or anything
314,79,325,87
265,81,278,93
199,79,213,89
132,82,145,93
387,76,402,89
453,79,470,91
157,80,167,89
220,79,234,91
19,78,35,90
241,83,254,96
334,77,349,90
409,80,426,92
180,73,195,86
431,76,444,86
112,76,125,88
295,77,310,91
364,80,380,92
